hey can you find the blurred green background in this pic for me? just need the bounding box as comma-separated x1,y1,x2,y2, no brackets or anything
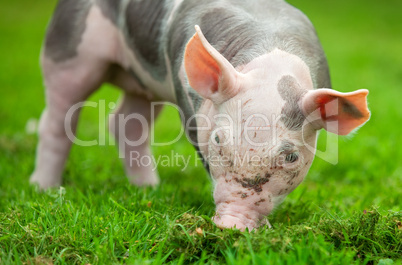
0,0,401,264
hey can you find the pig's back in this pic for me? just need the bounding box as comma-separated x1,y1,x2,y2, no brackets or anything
167,0,331,89
237,0,331,88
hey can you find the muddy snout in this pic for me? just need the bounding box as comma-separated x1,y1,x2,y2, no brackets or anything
212,200,273,231
213,214,254,231
212,173,275,231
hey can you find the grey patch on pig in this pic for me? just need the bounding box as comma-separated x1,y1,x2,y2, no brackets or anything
167,1,267,72
96,0,122,24
166,0,202,68
170,76,208,171
44,0,92,62
188,90,204,112
165,0,333,172
315,57,331,89
341,99,364,118
199,7,266,65
177,86,202,145
167,0,331,90
167,1,271,158
124,0,168,77
278,75,307,131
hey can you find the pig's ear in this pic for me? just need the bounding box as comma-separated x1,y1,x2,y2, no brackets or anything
301,89,370,135
184,25,241,103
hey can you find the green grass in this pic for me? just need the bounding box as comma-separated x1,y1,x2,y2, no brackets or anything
0,0,401,264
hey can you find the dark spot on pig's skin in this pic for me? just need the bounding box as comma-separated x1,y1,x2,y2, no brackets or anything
44,0,92,62
125,0,167,76
234,173,271,193
166,0,267,85
341,98,364,118
285,171,300,186
287,180,295,186
254,198,266,206
200,7,266,65
97,0,122,25
279,188,289,195
290,171,300,180
278,75,308,131
189,91,204,112
241,193,248,199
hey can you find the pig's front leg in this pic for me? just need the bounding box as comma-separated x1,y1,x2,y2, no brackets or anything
109,93,163,186
30,56,108,189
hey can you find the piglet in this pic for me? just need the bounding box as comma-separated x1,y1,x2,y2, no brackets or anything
30,0,370,231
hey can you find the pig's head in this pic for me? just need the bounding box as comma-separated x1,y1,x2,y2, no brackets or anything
183,26,370,231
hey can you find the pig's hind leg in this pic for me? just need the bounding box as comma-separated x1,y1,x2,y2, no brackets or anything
30,4,115,188
30,56,109,189
108,68,163,186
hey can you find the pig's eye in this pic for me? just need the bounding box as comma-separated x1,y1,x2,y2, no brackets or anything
285,152,299,163
214,135,220,144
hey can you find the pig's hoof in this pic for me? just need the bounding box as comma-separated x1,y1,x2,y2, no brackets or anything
261,217,273,229
29,173,61,190
128,174,160,187
213,215,258,232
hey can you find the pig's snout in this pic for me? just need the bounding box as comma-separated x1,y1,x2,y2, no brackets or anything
213,214,256,231
213,203,267,232
212,178,275,231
